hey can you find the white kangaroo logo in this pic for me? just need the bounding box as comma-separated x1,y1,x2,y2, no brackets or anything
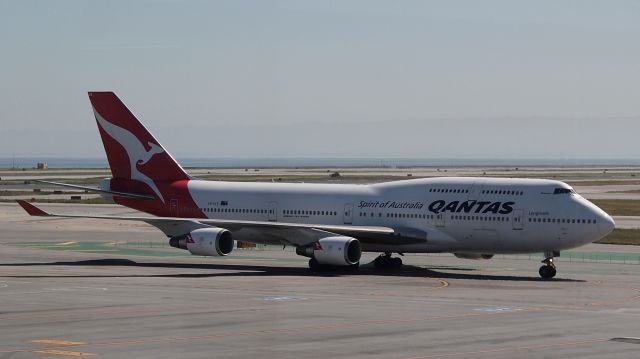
94,110,166,202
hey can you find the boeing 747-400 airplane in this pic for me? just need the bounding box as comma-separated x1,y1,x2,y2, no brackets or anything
17,92,615,278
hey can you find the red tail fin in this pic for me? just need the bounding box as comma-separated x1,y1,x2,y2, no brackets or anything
88,92,190,183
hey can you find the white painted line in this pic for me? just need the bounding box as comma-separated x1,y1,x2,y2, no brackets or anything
473,307,523,313
257,296,306,302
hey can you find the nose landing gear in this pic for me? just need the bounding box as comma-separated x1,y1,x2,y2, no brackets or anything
539,251,558,279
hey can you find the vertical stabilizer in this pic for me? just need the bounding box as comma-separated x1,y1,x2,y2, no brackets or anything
89,92,191,185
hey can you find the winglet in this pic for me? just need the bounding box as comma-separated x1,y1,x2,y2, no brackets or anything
16,200,50,216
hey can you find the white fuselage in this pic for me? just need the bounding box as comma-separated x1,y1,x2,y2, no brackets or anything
184,177,614,255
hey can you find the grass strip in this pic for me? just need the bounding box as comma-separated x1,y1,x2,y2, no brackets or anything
596,228,640,245
590,199,640,216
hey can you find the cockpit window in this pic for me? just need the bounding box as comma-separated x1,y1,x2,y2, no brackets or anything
553,188,575,195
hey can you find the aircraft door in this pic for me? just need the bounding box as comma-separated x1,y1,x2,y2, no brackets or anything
512,209,524,230
468,181,484,201
343,203,353,224
435,212,445,227
268,201,278,222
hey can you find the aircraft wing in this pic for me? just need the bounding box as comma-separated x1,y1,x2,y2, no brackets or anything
16,200,425,246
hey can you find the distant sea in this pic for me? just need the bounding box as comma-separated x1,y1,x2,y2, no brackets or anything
2,157,640,169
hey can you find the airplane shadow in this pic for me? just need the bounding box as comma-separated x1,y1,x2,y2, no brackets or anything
0,258,584,282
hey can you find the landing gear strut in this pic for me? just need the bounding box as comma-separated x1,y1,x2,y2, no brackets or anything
539,251,558,279
373,252,403,270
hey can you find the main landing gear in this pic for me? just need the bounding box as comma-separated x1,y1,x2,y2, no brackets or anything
539,251,558,279
373,252,403,270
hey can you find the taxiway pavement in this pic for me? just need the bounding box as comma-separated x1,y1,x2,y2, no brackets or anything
1,203,639,358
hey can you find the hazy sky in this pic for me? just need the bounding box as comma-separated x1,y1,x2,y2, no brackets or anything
1,0,639,160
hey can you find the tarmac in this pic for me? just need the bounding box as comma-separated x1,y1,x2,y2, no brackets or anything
1,203,640,358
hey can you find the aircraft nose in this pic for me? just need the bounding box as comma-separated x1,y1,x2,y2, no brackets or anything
598,212,615,238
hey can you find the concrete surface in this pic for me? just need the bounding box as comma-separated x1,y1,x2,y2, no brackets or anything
1,203,640,358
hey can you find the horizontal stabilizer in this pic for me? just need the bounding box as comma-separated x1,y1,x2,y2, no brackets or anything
16,200,50,216
33,180,155,200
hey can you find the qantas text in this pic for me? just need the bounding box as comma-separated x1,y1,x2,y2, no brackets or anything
428,200,515,214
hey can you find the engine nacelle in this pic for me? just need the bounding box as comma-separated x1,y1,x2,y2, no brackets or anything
454,253,494,260
170,228,234,256
296,236,361,266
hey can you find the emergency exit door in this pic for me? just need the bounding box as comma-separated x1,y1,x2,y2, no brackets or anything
343,203,353,224
512,209,524,230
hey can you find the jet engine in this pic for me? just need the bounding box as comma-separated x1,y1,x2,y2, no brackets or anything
454,253,494,260
296,236,361,266
170,227,234,256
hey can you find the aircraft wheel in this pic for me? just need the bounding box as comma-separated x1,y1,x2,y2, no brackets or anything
373,256,387,269
539,265,556,279
373,255,402,270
